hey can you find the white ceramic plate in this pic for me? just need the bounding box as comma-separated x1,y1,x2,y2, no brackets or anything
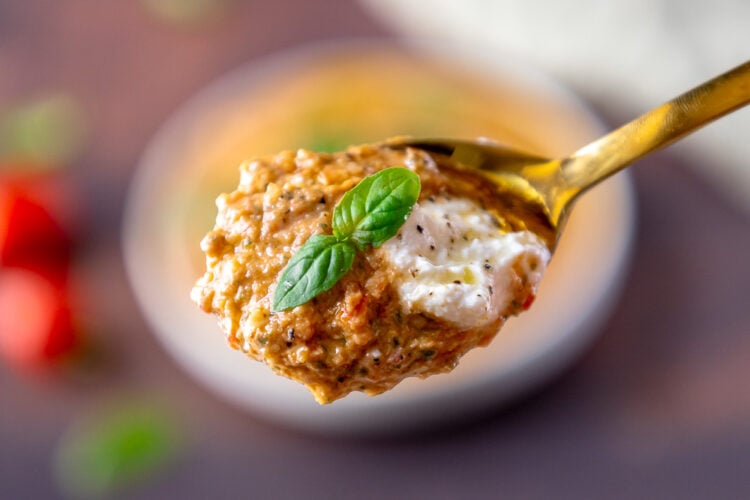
123,40,635,435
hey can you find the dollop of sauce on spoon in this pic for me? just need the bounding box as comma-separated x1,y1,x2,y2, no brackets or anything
191,142,550,403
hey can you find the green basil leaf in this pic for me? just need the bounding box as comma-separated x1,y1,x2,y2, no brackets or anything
272,234,356,311
273,167,420,310
333,167,421,248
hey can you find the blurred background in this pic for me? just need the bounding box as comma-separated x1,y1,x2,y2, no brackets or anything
1,1,749,498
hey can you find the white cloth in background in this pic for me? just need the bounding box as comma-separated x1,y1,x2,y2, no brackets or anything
361,0,750,213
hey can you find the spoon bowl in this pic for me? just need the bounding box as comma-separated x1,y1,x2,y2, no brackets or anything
390,60,750,250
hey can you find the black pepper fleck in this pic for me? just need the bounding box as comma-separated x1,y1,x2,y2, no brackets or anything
422,349,436,359
416,224,424,233
286,328,295,347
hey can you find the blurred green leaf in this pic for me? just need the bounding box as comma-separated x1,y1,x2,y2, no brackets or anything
0,94,87,169
55,402,183,499
141,0,230,26
302,131,358,153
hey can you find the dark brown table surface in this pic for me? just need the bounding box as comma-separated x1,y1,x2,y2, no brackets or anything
2,1,750,498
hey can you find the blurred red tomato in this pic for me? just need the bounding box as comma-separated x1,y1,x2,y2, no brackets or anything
0,172,72,284
0,170,79,366
0,268,76,366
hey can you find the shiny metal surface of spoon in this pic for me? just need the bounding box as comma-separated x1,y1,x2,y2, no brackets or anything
389,60,750,250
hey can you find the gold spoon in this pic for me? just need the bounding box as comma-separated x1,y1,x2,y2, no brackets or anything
389,60,750,250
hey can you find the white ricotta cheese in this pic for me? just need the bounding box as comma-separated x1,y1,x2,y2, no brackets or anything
379,196,550,328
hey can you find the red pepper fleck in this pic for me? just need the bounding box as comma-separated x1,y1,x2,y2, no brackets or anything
522,294,536,310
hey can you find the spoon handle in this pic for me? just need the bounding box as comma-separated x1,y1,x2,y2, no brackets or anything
562,60,750,193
